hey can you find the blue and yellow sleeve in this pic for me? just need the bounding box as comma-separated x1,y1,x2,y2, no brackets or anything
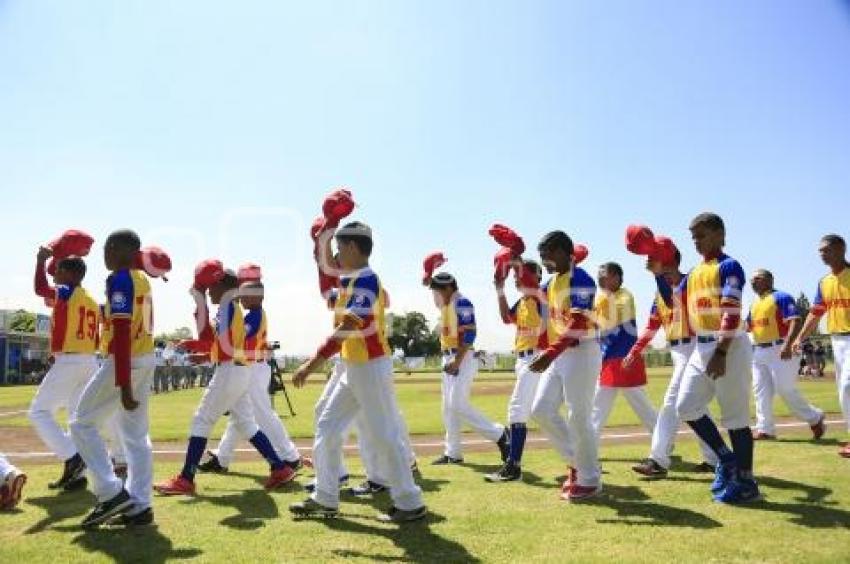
456,297,477,345
107,271,135,319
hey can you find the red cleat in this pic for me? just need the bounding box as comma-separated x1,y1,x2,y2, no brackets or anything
565,482,602,502
559,467,577,498
265,466,296,490
811,417,826,440
154,475,196,496
839,444,850,459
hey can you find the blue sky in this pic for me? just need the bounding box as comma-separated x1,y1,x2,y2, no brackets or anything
1,1,849,353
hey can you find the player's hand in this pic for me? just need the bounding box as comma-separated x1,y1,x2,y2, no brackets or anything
706,350,727,380
444,358,460,376
645,258,662,275
120,386,139,411
791,339,803,356
779,343,794,361
292,359,315,388
529,353,553,373
493,277,505,291
37,246,53,263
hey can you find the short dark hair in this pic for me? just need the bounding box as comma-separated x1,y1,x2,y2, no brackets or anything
600,261,623,280
689,212,725,233
105,229,141,253
57,256,87,280
822,233,846,248
521,260,542,279
220,269,239,289
429,272,458,292
336,221,373,257
538,231,574,256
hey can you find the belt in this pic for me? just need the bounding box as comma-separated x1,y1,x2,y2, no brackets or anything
668,338,692,347
697,336,716,344
755,339,784,349
834,332,850,337
215,361,246,367
516,349,536,359
442,348,458,356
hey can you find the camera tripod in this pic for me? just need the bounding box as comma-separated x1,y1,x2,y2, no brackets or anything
268,356,295,417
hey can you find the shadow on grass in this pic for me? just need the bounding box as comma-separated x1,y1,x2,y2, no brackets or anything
24,491,96,534
460,461,557,491
321,510,481,563
68,526,203,563
666,475,850,529
588,484,723,529
187,487,280,530
777,437,843,447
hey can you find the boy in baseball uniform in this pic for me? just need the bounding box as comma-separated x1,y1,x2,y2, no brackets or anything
32,248,99,492
748,269,825,440
487,260,546,482
529,231,603,501
792,233,850,458
670,213,757,503
290,221,426,522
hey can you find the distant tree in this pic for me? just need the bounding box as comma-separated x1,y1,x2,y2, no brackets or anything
795,293,819,339
155,326,193,343
10,310,36,333
387,312,440,357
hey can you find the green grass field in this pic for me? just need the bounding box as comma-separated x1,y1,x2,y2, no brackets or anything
2,368,848,563
0,368,842,442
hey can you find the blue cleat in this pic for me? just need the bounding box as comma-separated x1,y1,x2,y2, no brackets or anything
710,462,736,494
713,478,760,504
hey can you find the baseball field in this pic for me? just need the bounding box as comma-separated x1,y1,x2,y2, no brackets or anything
2,368,849,563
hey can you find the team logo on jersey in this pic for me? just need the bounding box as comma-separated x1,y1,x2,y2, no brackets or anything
111,291,127,310
353,294,368,307
459,310,474,323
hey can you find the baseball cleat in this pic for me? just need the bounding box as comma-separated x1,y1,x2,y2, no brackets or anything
563,483,602,502
631,458,668,479
377,505,428,523
109,507,154,527
265,466,297,490
197,452,228,474
50,454,86,490
154,475,196,496
811,416,826,440
347,480,388,497
713,478,760,504
496,428,511,463
289,498,338,519
1,471,27,510
711,462,737,494
63,476,88,492
81,489,133,529
431,455,464,465
485,461,522,483
751,431,776,441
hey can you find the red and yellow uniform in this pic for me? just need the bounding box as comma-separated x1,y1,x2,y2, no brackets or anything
49,285,99,354
335,268,392,362
595,287,646,387
244,307,268,363
541,267,596,358
812,267,850,334
684,253,745,335
748,291,799,344
211,301,246,364
105,269,154,357
507,296,546,352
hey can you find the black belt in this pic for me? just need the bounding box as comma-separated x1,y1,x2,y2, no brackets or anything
668,338,692,347
442,348,458,356
755,339,784,349
697,336,716,344
834,332,850,337
516,349,536,359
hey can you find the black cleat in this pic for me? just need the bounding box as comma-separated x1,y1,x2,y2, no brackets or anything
81,489,133,529
63,475,88,492
693,461,716,473
485,461,522,482
197,452,228,474
109,507,154,527
496,428,511,463
631,458,668,479
50,454,86,490
347,480,388,497
377,505,428,523
289,498,338,519
431,455,464,465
